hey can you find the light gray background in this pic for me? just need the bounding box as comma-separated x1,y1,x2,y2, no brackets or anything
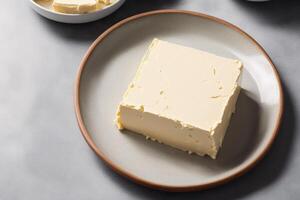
1,0,299,199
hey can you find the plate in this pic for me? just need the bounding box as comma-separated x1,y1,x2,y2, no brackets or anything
74,10,283,191
29,0,125,24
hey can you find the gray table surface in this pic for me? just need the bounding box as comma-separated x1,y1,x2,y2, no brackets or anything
1,0,299,199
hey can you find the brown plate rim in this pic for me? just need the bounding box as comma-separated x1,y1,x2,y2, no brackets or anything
74,9,284,192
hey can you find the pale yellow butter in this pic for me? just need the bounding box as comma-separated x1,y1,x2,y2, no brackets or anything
98,0,111,4
52,0,97,14
116,39,242,159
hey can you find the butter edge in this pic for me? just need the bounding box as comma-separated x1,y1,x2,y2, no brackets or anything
115,39,161,130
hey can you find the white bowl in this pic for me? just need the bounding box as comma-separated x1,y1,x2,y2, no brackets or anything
29,0,126,24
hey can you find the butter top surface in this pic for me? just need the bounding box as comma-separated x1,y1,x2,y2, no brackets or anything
53,0,97,5
121,39,242,131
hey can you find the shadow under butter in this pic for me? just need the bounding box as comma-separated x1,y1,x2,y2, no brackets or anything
216,89,260,167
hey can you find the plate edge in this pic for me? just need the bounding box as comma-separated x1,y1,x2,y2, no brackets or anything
73,9,284,192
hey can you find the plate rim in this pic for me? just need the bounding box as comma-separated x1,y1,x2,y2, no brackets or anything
74,9,284,192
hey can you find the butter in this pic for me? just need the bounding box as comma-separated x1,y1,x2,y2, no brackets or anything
52,0,97,14
98,0,111,4
36,0,111,14
116,39,242,159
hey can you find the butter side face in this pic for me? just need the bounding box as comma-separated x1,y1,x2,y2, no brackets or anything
116,39,242,159
53,0,97,14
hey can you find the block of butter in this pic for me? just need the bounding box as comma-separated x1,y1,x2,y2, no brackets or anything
116,39,242,159
52,0,97,14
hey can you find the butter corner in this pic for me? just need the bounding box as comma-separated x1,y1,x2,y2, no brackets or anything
115,106,124,130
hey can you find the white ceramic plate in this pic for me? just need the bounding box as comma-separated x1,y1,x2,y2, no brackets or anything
29,0,125,24
75,10,283,191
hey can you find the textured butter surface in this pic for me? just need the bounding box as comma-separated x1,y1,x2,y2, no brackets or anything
52,0,97,13
116,39,242,158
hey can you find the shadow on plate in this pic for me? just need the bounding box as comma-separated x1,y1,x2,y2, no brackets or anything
94,79,295,199
34,0,181,42
217,89,261,167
